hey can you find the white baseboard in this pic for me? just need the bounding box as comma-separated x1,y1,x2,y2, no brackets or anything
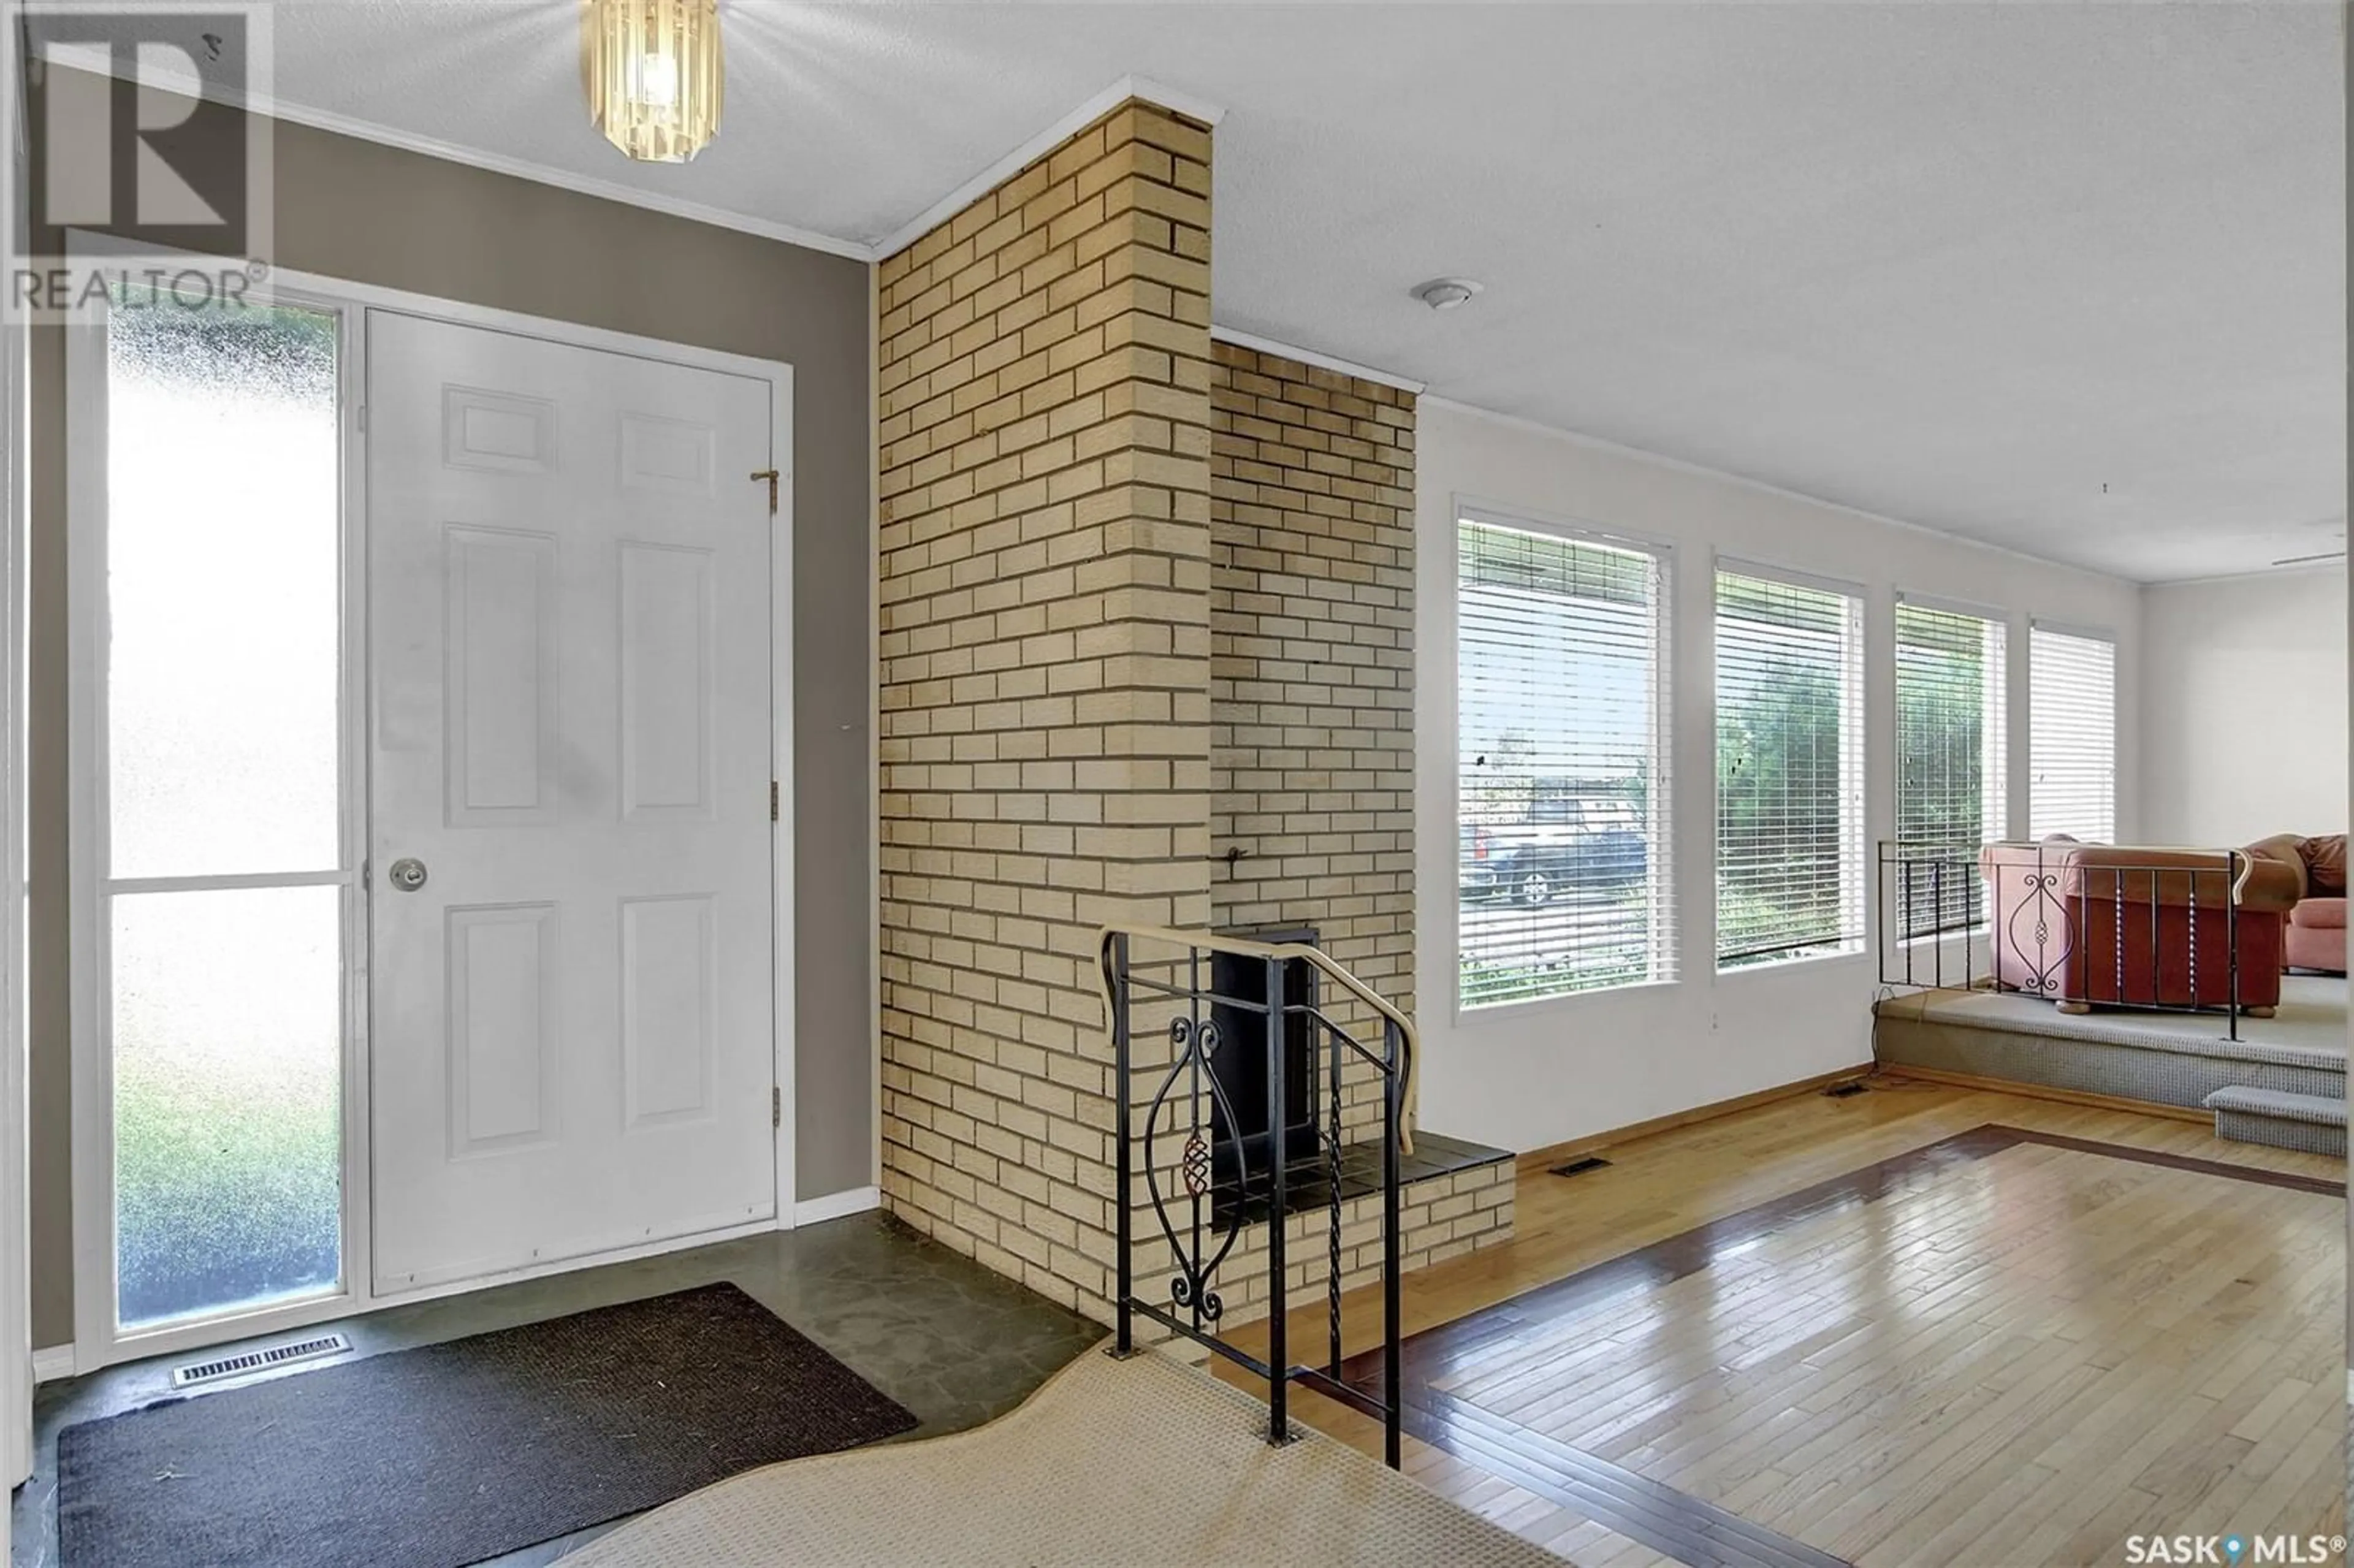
32,1344,75,1383
794,1185,881,1227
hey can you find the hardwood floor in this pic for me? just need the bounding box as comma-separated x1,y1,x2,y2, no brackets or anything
1217,1071,2347,1567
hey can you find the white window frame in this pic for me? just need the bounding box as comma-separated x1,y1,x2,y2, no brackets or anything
1891,590,2008,940
2026,618,2119,844
66,259,370,1368
1710,558,1868,973
1452,503,1677,1016
64,235,800,1371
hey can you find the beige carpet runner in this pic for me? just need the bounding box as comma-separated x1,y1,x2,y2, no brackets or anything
567,1341,1568,1567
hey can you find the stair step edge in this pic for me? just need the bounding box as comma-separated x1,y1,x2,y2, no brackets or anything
2201,1086,2348,1125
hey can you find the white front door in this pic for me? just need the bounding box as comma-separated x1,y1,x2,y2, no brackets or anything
366,311,779,1293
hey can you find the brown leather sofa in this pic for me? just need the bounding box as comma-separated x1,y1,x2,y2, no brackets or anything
2247,832,2347,975
1979,837,2293,1014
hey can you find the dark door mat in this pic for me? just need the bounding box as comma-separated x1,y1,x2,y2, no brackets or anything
56,1281,918,1568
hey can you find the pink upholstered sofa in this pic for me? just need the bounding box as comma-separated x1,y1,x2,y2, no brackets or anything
1979,839,2294,1014
2287,899,2347,973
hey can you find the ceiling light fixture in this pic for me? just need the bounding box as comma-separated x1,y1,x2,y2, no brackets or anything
1414,277,1484,311
581,0,724,164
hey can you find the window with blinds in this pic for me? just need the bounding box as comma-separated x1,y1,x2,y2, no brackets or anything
1714,568,1865,970
1457,517,1672,1008
1894,600,2006,937
2029,625,2116,842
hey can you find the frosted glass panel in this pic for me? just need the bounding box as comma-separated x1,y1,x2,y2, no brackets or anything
105,292,341,878
113,886,343,1327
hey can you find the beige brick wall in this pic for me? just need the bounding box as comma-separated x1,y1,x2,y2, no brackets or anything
877,104,1490,1334
875,101,1219,1320
1208,345,1417,1141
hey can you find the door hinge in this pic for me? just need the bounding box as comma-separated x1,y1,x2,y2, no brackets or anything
770,780,779,821
750,468,779,516
355,404,368,434
772,1086,782,1129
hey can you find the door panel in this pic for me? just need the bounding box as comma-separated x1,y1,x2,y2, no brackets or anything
620,894,717,1125
444,527,558,823
618,542,717,818
443,901,559,1155
367,312,775,1293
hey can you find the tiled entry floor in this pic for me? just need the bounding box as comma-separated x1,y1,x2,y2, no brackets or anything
9,1212,1103,1568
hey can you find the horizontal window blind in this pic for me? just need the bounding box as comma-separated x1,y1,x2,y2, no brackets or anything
1894,601,2006,937
2029,625,2116,842
1715,568,1864,969
1457,518,1672,1008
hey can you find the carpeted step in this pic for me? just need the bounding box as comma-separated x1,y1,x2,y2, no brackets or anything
2202,1085,2347,1157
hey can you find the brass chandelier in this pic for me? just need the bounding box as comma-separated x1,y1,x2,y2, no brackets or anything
581,0,724,164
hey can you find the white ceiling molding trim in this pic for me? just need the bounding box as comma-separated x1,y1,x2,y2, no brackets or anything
28,39,874,261
2142,558,2348,590
872,73,1225,262
1419,394,2139,587
1209,326,1424,394
256,93,874,260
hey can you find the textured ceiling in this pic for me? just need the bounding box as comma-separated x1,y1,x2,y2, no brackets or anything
40,1,2346,582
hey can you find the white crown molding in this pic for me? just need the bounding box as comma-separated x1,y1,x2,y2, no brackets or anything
1418,394,2144,587
31,39,874,261
872,73,1225,262
261,96,877,262
794,1184,882,1227
2141,555,2348,589
1209,325,1424,394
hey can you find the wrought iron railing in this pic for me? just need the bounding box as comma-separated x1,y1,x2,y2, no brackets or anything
1097,925,1416,1467
1876,840,2265,1040
1878,840,2000,989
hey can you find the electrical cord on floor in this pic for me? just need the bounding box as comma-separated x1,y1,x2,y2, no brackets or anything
1865,984,1953,1092
1863,1074,1949,1094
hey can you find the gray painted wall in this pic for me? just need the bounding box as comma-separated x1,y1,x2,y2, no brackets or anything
28,79,874,1349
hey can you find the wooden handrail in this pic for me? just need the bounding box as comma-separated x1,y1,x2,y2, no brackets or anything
1096,924,1419,1156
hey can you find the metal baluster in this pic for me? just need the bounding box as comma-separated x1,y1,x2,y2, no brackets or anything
2036,842,2052,996
1932,859,1945,988
1965,846,1979,990
1265,955,1289,1446
1327,1007,1343,1380
2187,867,2199,1011
1187,945,1203,1333
1111,932,1133,1358
1900,859,1916,986
2114,870,2125,1007
2226,853,2241,1042
1382,1015,1403,1471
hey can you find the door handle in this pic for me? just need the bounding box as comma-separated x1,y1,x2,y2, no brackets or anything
388,857,429,892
